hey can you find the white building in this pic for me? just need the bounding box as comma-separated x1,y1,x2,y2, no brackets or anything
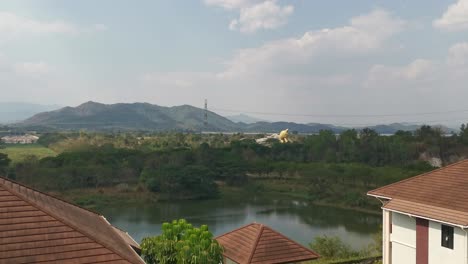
368,160,468,264
1,134,39,144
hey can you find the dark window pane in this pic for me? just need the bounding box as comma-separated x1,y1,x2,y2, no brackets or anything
441,225,454,249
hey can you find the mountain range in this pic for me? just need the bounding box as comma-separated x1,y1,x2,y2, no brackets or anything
226,114,266,124
13,101,456,134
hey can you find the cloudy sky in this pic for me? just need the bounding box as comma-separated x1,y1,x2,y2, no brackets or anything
1,0,468,126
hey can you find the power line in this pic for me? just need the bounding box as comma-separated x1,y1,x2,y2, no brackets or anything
211,107,468,118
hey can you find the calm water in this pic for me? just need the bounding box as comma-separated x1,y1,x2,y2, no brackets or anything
100,194,381,250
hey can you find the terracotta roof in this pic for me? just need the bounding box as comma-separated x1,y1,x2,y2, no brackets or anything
368,159,468,226
0,177,145,264
216,223,319,264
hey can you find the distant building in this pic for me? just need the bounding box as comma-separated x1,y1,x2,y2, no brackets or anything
1,134,39,144
216,223,319,264
368,160,468,264
0,177,145,263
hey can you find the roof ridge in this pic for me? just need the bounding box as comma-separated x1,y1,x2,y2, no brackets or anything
0,177,144,264
247,223,264,264
215,222,256,239
367,159,468,197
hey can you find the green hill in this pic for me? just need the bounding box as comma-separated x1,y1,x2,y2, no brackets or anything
19,101,239,132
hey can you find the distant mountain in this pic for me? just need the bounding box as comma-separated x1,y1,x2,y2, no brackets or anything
16,101,457,134
19,101,239,132
0,102,61,124
226,114,266,124
244,122,345,133
359,123,455,134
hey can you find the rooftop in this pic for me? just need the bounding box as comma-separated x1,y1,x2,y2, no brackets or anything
368,159,468,227
0,177,144,263
216,222,319,264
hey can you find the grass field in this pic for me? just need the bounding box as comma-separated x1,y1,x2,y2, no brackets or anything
0,144,56,163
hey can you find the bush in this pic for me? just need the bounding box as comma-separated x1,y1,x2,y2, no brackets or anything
140,219,223,264
309,235,359,260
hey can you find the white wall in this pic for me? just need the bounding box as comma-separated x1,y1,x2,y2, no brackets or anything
428,221,466,264
391,212,416,264
225,258,238,264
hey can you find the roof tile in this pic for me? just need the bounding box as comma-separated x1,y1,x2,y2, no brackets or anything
216,223,319,264
368,160,468,226
0,177,144,263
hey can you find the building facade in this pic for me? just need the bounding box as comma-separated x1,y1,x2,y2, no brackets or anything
368,160,468,264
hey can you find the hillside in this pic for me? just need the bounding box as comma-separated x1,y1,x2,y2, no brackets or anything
20,101,239,132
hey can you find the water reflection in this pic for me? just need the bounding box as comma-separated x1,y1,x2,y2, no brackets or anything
99,194,380,250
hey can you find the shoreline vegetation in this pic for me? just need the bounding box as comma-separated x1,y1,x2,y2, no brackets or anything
2,127,457,212
52,183,381,216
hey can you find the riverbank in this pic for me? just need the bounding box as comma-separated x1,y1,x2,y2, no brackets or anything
54,181,380,216
220,184,381,215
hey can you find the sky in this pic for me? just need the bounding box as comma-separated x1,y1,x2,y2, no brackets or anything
1,0,468,126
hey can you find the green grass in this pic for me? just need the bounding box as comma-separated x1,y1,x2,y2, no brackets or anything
0,144,56,163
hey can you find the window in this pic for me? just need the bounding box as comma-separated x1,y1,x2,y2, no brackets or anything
441,225,454,249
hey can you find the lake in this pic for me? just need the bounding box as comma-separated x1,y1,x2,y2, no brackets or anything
100,194,381,250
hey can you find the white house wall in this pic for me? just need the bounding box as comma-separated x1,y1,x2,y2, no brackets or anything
428,221,466,264
391,212,416,264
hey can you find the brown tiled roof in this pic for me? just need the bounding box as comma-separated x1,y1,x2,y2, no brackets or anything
216,223,319,264
368,159,468,226
0,177,145,264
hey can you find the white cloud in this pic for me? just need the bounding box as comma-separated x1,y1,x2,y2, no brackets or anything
447,42,468,66
230,1,293,33
0,12,76,35
220,9,406,78
365,59,436,87
13,62,52,76
0,12,107,38
434,0,468,31
205,0,293,33
138,10,412,123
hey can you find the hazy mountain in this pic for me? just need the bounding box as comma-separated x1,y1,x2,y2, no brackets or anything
0,102,61,124
359,123,455,134
244,122,345,133
16,101,456,134
226,114,266,124
20,101,239,131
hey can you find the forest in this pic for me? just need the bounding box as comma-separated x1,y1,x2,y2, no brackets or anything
1,124,468,209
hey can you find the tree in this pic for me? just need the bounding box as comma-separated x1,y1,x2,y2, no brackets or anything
141,219,223,264
460,123,468,145
309,235,358,260
0,153,11,175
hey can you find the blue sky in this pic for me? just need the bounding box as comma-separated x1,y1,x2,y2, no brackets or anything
1,0,468,126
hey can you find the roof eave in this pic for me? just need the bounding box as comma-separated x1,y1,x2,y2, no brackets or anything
382,207,468,229
367,192,392,200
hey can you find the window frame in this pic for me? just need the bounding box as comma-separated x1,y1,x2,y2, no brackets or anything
441,224,454,249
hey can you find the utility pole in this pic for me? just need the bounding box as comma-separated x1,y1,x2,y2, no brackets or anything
204,99,208,128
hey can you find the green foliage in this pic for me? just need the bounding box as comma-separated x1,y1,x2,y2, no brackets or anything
0,153,11,175
140,219,223,264
7,125,453,209
310,235,359,260
37,133,69,147
140,165,219,199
